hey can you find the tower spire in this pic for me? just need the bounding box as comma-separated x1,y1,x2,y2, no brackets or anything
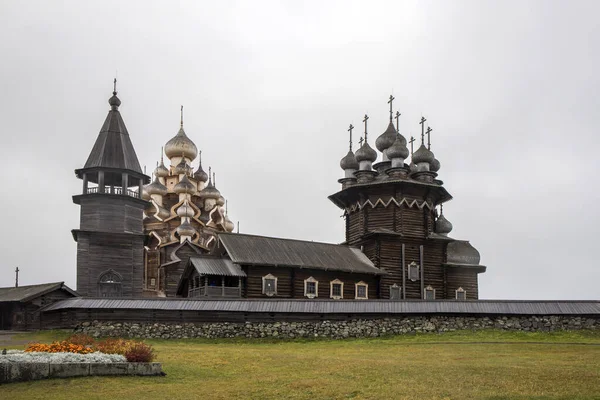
419,116,427,145
348,124,354,151
387,95,395,122
363,114,369,143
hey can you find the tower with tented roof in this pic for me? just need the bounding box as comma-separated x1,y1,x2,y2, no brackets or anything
72,81,150,297
329,95,486,300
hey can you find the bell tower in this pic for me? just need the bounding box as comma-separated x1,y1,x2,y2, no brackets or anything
72,81,150,297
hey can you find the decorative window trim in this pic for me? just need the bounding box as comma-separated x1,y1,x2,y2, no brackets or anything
355,281,368,299
330,279,344,300
98,269,123,298
424,285,435,300
390,283,401,300
304,276,318,298
407,261,420,282
455,287,466,300
262,274,278,297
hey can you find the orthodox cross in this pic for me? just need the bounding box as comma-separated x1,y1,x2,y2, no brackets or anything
395,111,401,131
113,78,117,95
388,95,395,122
348,124,354,151
180,105,184,128
409,136,416,155
419,116,427,144
358,137,364,147
208,166,212,184
426,126,432,150
363,114,369,143
15,267,19,288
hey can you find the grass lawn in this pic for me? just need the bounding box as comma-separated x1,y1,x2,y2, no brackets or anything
1,329,599,400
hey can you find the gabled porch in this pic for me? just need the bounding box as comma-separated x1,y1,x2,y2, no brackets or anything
178,257,246,299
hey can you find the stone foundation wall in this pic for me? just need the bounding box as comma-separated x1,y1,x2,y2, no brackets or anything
78,315,599,340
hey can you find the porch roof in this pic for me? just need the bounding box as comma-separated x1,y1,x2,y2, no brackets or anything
189,257,247,278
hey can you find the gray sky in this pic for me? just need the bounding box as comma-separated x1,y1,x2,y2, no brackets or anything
0,0,598,299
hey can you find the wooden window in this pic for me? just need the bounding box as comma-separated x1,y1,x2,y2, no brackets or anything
330,279,344,299
98,269,122,298
408,261,420,282
455,287,466,300
355,281,368,299
304,277,318,298
424,285,435,300
150,278,156,288
262,274,277,297
390,284,401,300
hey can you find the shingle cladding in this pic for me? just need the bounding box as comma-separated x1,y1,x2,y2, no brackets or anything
190,257,247,277
217,233,384,275
0,282,78,302
43,298,600,315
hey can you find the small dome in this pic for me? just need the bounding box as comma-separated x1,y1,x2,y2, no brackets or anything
412,144,435,164
156,205,171,220
145,177,168,196
174,157,191,175
141,185,151,201
436,212,453,235
224,215,235,232
430,157,441,172
165,127,198,161
387,134,409,160
194,163,208,182
176,220,196,237
155,160,169,178
199,181,221,200
108,92,121,109
340,150,359,170
375,121,398,152
355,142,377,163
177,202,195,218
174,175,196,195
447,241,481,265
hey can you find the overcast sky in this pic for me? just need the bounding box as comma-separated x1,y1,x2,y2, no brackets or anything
0,1,598,299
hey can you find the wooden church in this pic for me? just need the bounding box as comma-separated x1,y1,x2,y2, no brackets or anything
72,87,485,301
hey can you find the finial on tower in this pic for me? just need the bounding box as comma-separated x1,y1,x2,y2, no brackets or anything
358,137,364,147
419,116,427,144
113,78,117,95
440,204,444,215
395,111,401,131
208,166,212,184
409,136,416,156
180,105,184,128
213,172,216,187
348,124,354,151
226,200,229,215
426,126,432,150
363,114,369,143
15,267,19,288
388,95,395,122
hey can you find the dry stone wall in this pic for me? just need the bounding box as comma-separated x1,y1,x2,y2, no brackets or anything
77,316,599,339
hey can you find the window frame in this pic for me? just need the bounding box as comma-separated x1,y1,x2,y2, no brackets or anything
407,261,420,282
330,279,344,299
262,274,278,297
424,285,436,300
304,276,318,298
355,281,368,300
455,287,466,300
389,284,401,300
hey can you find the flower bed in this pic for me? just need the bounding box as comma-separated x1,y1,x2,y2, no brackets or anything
0,350,126,364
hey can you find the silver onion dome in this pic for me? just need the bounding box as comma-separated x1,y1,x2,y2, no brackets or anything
446,241,481,265
177,202,195,218
199,182,221,200
145,177,168,196
387,134,410,160
174,175,196,195
194,163,208,182
412,144,435,164
355,142,377,163
174,157,191,175
430,157,441,172
141,185,151,201
375,121,398,153
436,213,453,236
340,150,359,170
176,220,196,237
155,160,169,178
165,127,198,161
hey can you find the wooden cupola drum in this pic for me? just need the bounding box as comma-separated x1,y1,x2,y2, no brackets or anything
72,80,150,297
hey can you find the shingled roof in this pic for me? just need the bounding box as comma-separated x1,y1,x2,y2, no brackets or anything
77,91,144,179
0,282,78,302
215,233,384,275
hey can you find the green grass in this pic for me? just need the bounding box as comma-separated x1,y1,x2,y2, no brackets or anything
2,330,599,400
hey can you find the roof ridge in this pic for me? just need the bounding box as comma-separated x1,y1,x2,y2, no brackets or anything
219,232,352,248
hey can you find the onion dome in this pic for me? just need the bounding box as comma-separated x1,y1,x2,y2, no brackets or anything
340,150,359,170
141,185,151,201
387,134,409,160
174,174,196,195
430,157,441,172
176,220,196,238
177,202,195,218
145,177,168,196
155,160,169,178
224,215,235,232
108,92,121,110
355,142,377,163
165,127,198,161
375,121,399,152
199,181,220,200
194,154,208,182
447,241,481,265
436,212,453,236
174,156,192,175
412,144,435,164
